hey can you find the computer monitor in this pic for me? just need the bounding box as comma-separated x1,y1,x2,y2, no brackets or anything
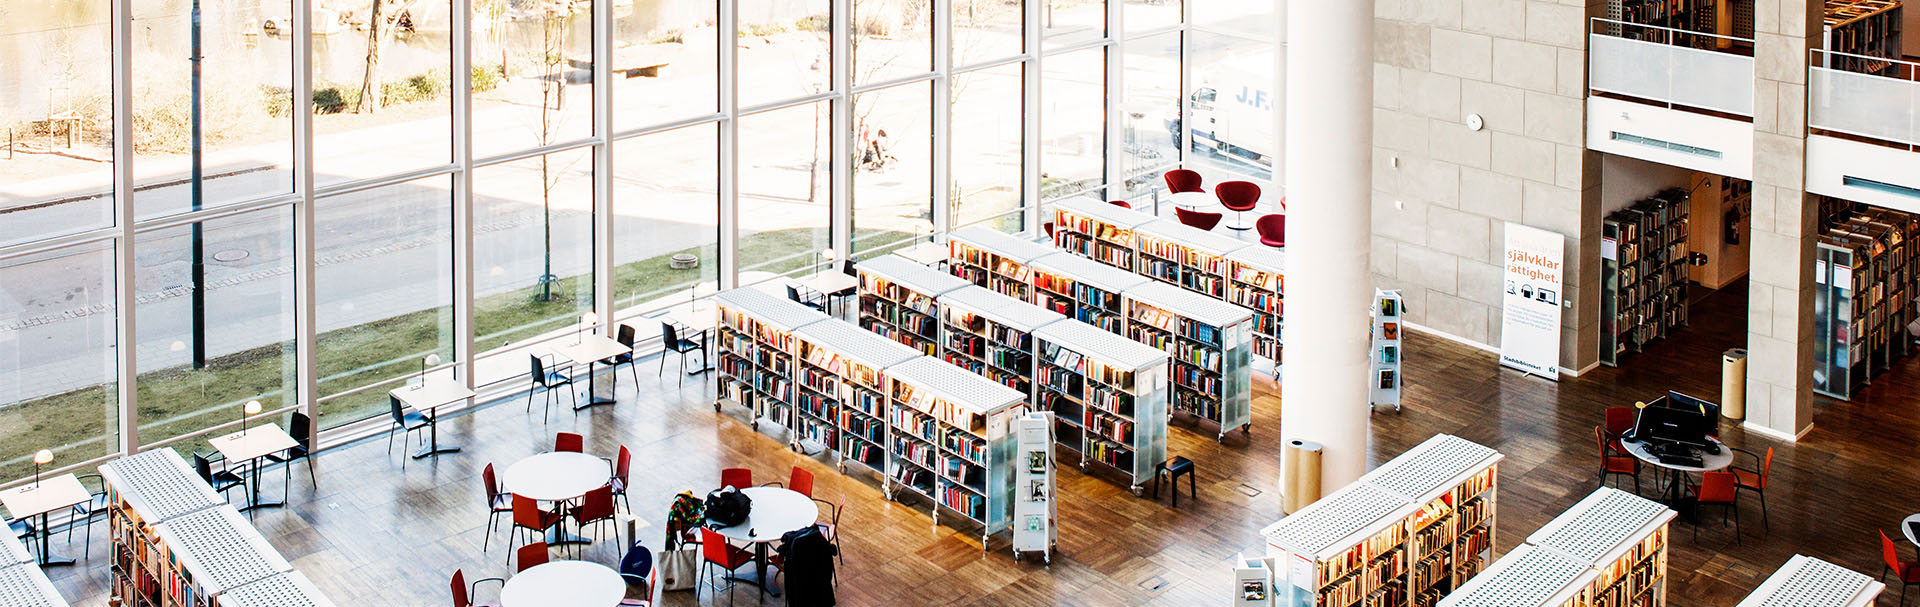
1665,390,1721,421
1632,405,1712,447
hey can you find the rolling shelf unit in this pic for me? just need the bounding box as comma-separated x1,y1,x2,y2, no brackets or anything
148,505,295,606
1262,483,1415,607
1435,544,1601,607
1524,487,1676,607
857,254,973,356
791,319,923,471
1133,218,1250,299
1028,252,1150,335
713,288,831,441
1125,281,1253,441
0,562,69,607
215,571,337,607
1353,434,1503,606
884,357,1026,548
939,286,1066,396
1032,319,1170,493
1813,207,1917,400
1600,189,1689,367
1051,196,1157,272
946,226,1060,301
1735,555,1885,607
101,448,229,607
1229,246,1286,361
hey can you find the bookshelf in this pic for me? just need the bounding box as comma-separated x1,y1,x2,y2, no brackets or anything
1028,252,1150,335
946,226,1061,301
1125,281,1254,441
1262,483,1415,607
1228,246,1286,362
1051,197,1158,272
0,562,68,607
1355,434,1503,605
884,357,1026,548
1813,205,1917,400
1134,219,1251,299
939,286,1067,396
791,319,923,471
1032,319,1170,493
1437,544,1601,607
1600,188,1690,367
1823,0,1903,74
1371,290,1404,412
713,288,832,441
1524,487,1676,607
149,505,295,603
857,254,973,356
101,447,229,607
216,571,337,607
1735,555,1886,607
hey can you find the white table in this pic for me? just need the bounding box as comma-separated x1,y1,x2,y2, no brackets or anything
1169,191,1217,209
1621,437,1733,520
891,241,947,266
0,474,88,566
552,335,634,410
390,379,474,459
710,486,819,600
1902,513,1920,548
502,560,626,607
508,452,613,545
795,271,859,315
211,423,300,514
666,305,718,375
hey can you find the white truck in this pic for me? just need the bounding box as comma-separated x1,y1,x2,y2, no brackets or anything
1172,52,1276,169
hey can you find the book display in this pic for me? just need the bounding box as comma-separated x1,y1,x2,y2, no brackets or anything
1228,246,1286,361
713,288,831,436
857,255,973,356
1011,411,1058,564
947,226,1061,301
792,319,923,463
885,357,1026,547
1813,204,1918,400
1734,555,1885,607
1029,252,1150,335
939,286,1066,396
101,448,230,607
1601,189,1690,366
1051,197,1158,272
1371,290,1403,412
1126,281,1254,441
1033,320,1170,493
1134,219,1251,299
1524,487,1676,607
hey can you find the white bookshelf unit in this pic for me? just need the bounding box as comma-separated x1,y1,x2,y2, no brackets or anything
1736,555,1886,607
939,285,1067,396
1126,281,1254,441
1135,218,1251,299
792,319,923,471
1033,319,1170,493
713,287,831,439
216,571,336,607
150,505,296,603
102,447,231,607
1524,487,1676,607
1029,251,1150,335
1229,246,1286,362
857,254,973,356
1051,197,1157,272
885,357,1026,548
947,226,1060,301
1437,544,1600,607
0,562,68,607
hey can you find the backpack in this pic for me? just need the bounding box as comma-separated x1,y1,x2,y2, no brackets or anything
704,486,752,528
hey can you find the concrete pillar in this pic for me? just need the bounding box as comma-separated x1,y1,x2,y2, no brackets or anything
1281,0,1372,495
1744,0,1821,440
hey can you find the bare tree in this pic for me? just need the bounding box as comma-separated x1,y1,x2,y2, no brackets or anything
358,0,425,113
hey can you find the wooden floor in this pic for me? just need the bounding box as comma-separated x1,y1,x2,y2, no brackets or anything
41,280,1920,606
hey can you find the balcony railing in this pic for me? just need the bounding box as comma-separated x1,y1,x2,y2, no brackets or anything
1810,50,1920,150
1589,18,1755,118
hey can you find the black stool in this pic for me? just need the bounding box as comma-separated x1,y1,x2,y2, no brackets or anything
1152,456,1196,507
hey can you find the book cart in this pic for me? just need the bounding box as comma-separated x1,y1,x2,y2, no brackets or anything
947,226,1060,302
148,505,295,606
1051,197,1158,272
215,571,336,607
1032,319,1170,494
0,561,68,607
101,447,229,607
1523,486,1676,607
1735,555,1885,607
1436,545,1600,607
1134,218,1251,299
1029,251,1150,335
713,288,831,442
884,357,1026,549
1228,246,1286,362
791,319,923,472
1126,281,1254,442
857,255,973,356
939,285,1067,396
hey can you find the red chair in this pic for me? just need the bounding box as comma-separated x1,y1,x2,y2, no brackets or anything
765,466,815,498
449,569,504,607
507,494,564,568
698,528,756,603
720,467,752,490
555,432,584,453
516,541,551,573
1175,207,1223,231
1729,446,1772,530
568,485,620,556
1254,214,1285,248
1043,222,1056,240
609,445,633,513
1689,471,1741,543
1163,169,1204,193
814,492,845,570
1604,407,1636,450
1883,530,1920,604
1596,426,1641,495
1215,181,1260,230
1277,195,1287,211
481,463,513,551
1108,199,1132,209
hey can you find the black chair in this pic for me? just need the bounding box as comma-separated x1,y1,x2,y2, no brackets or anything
192,452,246,500
266,412,317,490
63,474,109,559
787,285,828,313
388,394,433,455
658,322,707,385
5,519,34,557
1152,456,1197,508
527,354,578,423
599,324,642,390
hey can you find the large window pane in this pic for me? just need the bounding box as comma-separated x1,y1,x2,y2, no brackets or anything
473,149,596,386
954,0,1023,68
852,83,931,255
1042,0,1104,49
0,243,119,482
613,125,718,313
739,102,830,276
1194,0,1276,42
311,0,456,186
474,0,595,157
134,208,295,457
1122,32,1180,200
613,0,719,128
1186,34,1275,183
853,0,933,84
0,2,116,248
952,65,1023,231
1124,0,1181,35
1042,48,1104,200
738,0,830,107
316,175,453,430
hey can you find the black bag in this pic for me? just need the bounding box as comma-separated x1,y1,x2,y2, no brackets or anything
777,525,837,606
704,487,752,528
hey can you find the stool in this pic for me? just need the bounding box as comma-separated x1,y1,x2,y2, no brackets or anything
1152,457,1196,507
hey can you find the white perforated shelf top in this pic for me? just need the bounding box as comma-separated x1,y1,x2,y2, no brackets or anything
714,287,830,333
1230,246,1287,275
1525,486,1676,567
1052,196,1158,229
1262,483,1412,559
153,505,293,594
1,519,32,565
0,563,68,607
1438,544,1599,607
856,254,972,296
217,571,337,607
99,447,226,523
889,357,1025,416
1035,320,1169,371
950,226,1059,264
1126,281,1254,328
1137,218,1254,257
795,319,922,371
942,285,1069,333
1736,555,1884,607
1358,434,1501,503
1030,252,1151,293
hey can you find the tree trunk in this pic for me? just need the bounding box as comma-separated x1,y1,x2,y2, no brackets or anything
358,0,385,113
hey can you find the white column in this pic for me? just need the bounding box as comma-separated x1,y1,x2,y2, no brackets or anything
1280,0,1372,495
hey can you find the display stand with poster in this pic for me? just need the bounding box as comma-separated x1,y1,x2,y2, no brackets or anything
1370,290,1404,412
1012,411,1056,564
1500,222,1566,379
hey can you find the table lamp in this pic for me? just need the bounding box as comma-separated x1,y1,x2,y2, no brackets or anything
418,353,442,389
31,449,52,488
242,399,262,436
578,311,598,344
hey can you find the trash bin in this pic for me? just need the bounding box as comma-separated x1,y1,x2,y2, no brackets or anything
1722,348,1747,420
1281,439,1323,515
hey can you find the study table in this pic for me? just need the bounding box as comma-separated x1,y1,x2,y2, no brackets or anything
501,560,626,607
209,423,299,514
709,486,819,602
552,335,634,410
389,378,474,459
0,474,88,566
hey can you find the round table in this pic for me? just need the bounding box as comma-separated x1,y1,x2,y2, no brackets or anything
1168,191,1217,209
501,560,626,607
507,452,611,545
1620,437,1732,518
1902,513,1920,548
710,487,819,600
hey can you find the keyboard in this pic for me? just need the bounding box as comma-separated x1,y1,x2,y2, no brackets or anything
1657,453,1703,468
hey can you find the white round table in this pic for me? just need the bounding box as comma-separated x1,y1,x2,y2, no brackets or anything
710,487,819,600
507,452,610,502
1168,191,1217,209
1620,437,1732,521
1902,513,1920,548
501,560,626,607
